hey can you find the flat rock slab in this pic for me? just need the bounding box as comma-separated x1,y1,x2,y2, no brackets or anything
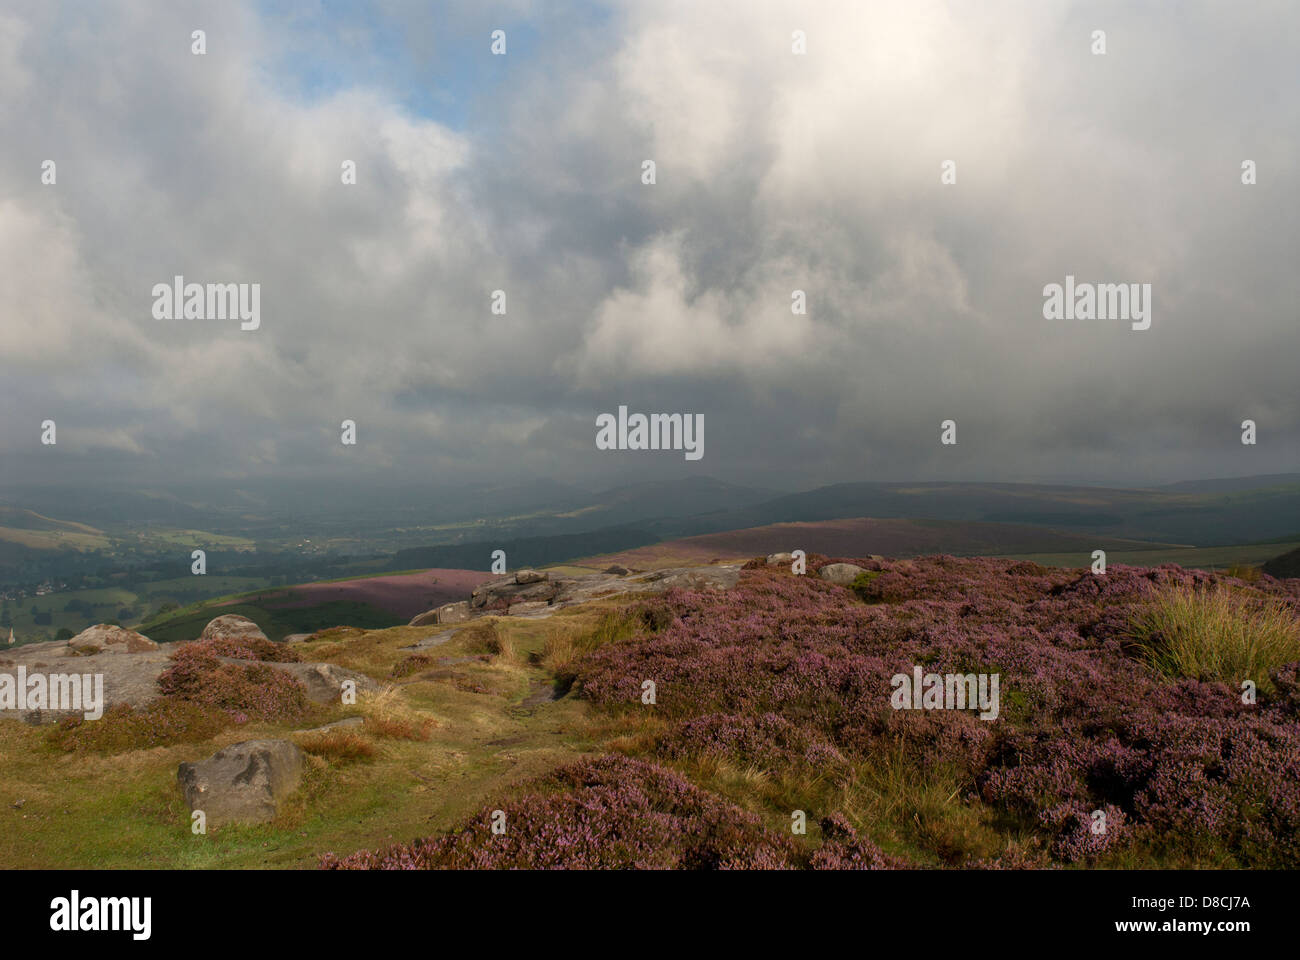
295,716,364,735
0,639,180,720
401,629,457,651
177,739,303,826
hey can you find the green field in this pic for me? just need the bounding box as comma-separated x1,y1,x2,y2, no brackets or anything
140,600,405,644
2,577,273,646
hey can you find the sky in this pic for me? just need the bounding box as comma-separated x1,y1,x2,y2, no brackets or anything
1,0,1296,495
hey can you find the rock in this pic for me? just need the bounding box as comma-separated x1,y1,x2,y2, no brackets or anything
514,569,547,585
766,552,794,565
819,563,866,586
648,567,741,592
217,658,379,705
436,601,471,624
411,600,472,626
0,638,175,717
282,633,312,644
471,578,560,610
177,739,304,826
295,716,364,735
200,615,268,645
603,564,630,576
67,624,157,655
507,601,551,617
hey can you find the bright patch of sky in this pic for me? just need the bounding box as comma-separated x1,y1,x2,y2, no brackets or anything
252,0,584,129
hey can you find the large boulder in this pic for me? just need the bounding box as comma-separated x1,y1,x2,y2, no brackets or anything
643,567,741,592
409,601,472,627
470,578,560,610
514,569,548,585
766,552,794,565
436,601,472,624
177,739,303,826
408,609,439,627
819,563,866,586
67,624,157,655
200,615,269,645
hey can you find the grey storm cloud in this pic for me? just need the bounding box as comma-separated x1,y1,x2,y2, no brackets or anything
0,0,1296,491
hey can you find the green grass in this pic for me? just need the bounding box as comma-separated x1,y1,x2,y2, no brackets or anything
1126,583,1300,692
0,611,617,868
140,600,405,644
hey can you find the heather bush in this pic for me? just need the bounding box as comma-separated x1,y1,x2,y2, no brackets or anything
322,556,1300,869
1126,583,1300,692
321,754,905,870
849,570,882,602
159,640,310,722
390,653,433,679
569,557,1300,867
47,699,227,753
188,634,301,663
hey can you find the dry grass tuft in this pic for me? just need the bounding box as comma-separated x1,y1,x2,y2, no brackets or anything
1128,583,1300,692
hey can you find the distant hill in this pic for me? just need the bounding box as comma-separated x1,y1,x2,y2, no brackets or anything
586,517,1177,569
0,506,108,550
1155,474,1300,494
688,479,1300,547
1263,545,1300,579
390,526,660,571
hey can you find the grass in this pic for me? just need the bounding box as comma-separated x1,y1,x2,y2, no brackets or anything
298,730,376,762
0,610,616,868
540,609,641,685
140,600,404,644
1127,583,1300,693
13,565,1292,871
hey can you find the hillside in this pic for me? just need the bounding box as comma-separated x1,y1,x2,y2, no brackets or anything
1265,545,1300,579
3,553,1297,871
586,517,1178,569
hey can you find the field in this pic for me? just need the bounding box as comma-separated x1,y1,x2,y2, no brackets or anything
0,607,615,867
225,568,494,620
3,578,274,646
136,568,493,643
589,517,1182,570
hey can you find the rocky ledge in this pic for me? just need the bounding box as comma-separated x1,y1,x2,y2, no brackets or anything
407,564,742,625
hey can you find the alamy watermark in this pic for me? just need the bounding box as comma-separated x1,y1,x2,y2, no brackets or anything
50,890,150,940
0,667,104,720
890,665,1000,720
596,406,703,461
152,275,260,330
1042,274,1151,330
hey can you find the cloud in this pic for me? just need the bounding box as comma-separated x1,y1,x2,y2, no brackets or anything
0,0,1295,492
